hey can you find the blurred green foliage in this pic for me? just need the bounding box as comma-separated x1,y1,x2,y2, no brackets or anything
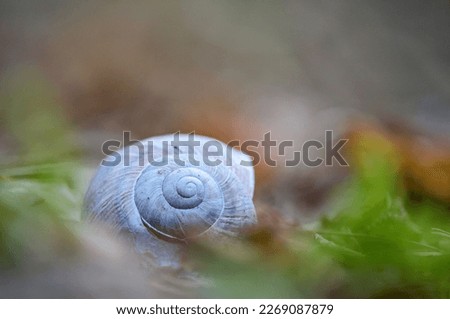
0,67,82,268
196,134,450,298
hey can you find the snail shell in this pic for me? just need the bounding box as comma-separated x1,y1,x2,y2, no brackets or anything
84,134,256,268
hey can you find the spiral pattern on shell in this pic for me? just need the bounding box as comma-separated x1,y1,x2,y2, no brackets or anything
135,160,231,241
84,134,256,266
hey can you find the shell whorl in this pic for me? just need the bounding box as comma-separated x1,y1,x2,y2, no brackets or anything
84,134,256,251
134,163,225,241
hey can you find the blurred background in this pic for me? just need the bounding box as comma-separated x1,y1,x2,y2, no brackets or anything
0,0,449,298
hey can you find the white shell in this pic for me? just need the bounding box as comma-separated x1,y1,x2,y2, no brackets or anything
84,134,256,268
